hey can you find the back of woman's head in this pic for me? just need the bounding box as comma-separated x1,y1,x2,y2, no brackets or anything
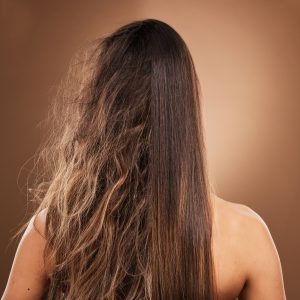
25,18,216,299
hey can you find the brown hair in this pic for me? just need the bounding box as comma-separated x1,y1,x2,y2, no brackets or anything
15,18,216,299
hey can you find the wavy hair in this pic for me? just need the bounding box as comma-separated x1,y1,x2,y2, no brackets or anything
15,18,217,299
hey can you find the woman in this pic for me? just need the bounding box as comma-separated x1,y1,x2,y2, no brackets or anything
2,19,286,299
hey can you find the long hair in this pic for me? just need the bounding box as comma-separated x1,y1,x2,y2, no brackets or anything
15,18,217,299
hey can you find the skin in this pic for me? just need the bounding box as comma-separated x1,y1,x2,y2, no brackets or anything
1,193,286,299
211,195,286,299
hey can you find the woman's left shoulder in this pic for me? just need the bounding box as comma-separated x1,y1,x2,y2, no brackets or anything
1,208,50,299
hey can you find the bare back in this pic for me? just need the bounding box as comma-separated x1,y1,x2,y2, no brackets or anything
2,195,286,299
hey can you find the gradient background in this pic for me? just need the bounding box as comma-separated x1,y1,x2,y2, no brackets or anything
1,0,299,298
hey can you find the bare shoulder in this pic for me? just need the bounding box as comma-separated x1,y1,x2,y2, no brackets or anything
213,195,269,235
32,207,48,238
1,208,50,300
212,195,286,299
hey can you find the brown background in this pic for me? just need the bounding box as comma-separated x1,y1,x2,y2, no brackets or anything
1,0,299,298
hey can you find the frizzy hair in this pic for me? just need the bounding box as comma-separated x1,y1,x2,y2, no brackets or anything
15,18,217,299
